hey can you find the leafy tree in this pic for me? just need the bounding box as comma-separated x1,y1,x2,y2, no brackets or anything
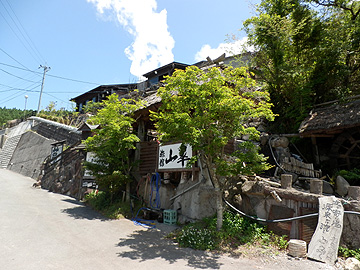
0,107,36,127
151,66,274,229
84,93,144,202
242,0,360,132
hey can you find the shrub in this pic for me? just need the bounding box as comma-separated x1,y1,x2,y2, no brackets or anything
173,211,288,251
177,226,217,250
84,191,134,219
338,246,360,261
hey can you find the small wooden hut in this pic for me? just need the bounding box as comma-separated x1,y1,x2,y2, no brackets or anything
299,98,360,171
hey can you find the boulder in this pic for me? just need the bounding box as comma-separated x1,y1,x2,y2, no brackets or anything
241,180,266,195
322,180,334,194
336,175,350,197
233,194,242,209
270,136,289,148
348,186,360,200
344,257,360,270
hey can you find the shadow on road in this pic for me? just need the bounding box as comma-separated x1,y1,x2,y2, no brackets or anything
61,198,108,221
116,229,224,269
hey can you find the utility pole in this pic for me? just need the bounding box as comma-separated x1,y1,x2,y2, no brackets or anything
37,65,50,115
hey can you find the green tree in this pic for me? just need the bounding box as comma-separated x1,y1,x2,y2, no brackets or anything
151,66,274,229
0,107,36,127
243,0,360,132
84,93,144,202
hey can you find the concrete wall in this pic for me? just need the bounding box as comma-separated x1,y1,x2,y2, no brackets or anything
174,182,217,223
8,131,56,179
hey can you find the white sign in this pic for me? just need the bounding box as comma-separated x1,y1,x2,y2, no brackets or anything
308,196,344,264
50,143,63,164
158,143,192,170
84,152,97,177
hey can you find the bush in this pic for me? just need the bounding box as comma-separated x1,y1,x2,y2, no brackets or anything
338,246,360,261
84,191,134,219
173,211,288,251
177,226,217,250
338,169,360,186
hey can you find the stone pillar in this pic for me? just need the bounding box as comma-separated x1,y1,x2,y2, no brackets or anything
310,179,323,195
348,186,360,200
281,174,292,189
180,171,188,184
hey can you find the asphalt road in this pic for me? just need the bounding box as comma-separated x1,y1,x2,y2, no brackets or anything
0,169,334,270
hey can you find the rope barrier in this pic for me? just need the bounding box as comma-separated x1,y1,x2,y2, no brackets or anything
223,198,360,223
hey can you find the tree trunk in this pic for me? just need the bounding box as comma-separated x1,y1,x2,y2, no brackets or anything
203,156,223,230
126,181,130,202
215,186,223,230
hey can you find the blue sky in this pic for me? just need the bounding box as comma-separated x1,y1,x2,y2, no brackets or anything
1,0,258,111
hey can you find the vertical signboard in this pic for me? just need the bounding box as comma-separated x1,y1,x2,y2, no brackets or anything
307,196,344,264
50,142,64,164
84,152,97,177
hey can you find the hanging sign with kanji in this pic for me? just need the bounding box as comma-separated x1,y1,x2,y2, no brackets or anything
158,143,192,170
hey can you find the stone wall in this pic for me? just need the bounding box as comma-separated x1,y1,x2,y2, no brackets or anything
236,179,360,249
30,117,81,145
41,147,86,200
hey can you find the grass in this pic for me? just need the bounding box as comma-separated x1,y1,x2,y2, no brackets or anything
84,190,136,219
168,211,289,252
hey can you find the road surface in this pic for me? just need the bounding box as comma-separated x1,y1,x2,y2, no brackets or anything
0,169,334,269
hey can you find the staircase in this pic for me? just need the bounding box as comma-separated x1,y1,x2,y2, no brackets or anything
0,134,22,169
0,120,33,169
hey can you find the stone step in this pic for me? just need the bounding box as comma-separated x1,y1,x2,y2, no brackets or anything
0,134,22,169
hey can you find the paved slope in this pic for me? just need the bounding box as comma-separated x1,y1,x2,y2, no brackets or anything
0,169,334,270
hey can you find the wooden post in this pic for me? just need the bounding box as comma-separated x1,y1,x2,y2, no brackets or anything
310,179,323,195
311,137,320,166
281,174,292,189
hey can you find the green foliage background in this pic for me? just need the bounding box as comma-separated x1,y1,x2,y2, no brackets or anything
0,107,36,126
243,0,360,132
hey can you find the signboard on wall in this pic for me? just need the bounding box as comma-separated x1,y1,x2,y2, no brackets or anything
84,152,97,177
158,143,192,170
50,141,64,164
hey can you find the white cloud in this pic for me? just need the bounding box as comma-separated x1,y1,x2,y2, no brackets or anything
194,37,254,62
87,0,175,79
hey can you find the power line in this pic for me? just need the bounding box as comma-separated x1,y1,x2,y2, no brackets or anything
44,92,73,105
0,48,37,74
0,68,40,83
0,83,41,93
46,73,100,85
3,0,46,63
0,6,41,65
0,62,100,85
0,91,24,105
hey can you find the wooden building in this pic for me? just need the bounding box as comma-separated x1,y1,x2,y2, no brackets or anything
299,97,360,172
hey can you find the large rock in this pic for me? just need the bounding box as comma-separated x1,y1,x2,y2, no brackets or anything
344,257,360,270
336,175,350,197
323,180,334,194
